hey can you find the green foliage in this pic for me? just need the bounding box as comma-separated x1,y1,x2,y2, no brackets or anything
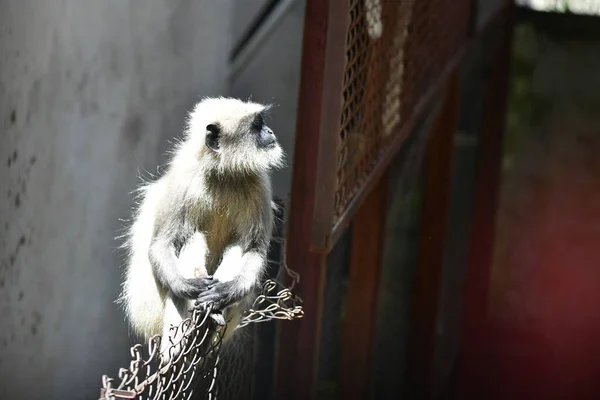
504,23,549,159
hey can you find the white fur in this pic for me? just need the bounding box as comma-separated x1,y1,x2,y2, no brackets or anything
119,180,167,339
117,97,284,360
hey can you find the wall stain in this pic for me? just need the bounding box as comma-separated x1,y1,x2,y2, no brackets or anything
30,310,42,336
121,113,144,149
6,150,17,168
6,235,28,270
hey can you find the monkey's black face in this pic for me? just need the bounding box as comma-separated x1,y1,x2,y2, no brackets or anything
251,113,277,149
204,114,277,151
203,111,284,173
257,126,276,148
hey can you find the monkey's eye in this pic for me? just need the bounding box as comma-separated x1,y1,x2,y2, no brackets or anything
252,114,264,131
205,124,220,151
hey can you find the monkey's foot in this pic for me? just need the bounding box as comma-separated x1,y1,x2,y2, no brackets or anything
193,279,240,312
208,312,226,327
190,300,226,327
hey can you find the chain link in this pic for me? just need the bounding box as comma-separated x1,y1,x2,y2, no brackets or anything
99,263,302,400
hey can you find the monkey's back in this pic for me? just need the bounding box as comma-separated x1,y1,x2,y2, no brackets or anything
120,179,169,339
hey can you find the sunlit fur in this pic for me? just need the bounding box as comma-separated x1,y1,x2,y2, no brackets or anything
117,97,284,355
175,97,284,175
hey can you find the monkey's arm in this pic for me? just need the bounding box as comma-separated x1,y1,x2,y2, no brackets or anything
194,242,266,311
149,222,213,300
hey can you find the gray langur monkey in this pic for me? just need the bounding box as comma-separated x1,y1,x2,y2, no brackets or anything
117,97,285,360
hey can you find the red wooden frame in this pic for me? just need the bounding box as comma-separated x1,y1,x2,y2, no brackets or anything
339,172,389,400
407,71,461,398
273,1,348,399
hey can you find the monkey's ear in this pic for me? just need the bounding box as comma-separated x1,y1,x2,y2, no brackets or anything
252,113,264,131
205,124,220,151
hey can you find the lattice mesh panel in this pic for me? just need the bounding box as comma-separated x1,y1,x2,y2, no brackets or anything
334,0,470,222
401,0,471,116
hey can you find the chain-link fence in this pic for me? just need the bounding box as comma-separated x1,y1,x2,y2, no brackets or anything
99,204,303,400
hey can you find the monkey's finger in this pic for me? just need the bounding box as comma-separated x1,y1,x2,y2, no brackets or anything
191,301,208,311
193,297,214,308
195,294,220,304
195,292,226,309
194,293,216,306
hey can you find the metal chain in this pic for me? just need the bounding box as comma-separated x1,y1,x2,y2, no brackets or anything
99,266,303,400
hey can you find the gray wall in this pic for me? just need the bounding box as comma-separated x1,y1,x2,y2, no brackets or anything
0,0,232,398
232,0,271,45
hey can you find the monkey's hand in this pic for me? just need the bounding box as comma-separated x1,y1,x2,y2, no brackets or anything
209,312,226,327
172,276,214,300
193,279,244,312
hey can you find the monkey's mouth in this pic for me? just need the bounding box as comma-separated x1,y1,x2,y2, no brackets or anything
259,136,277,149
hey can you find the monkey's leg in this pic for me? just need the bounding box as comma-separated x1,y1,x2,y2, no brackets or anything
150,230,213,300
178,231,210,278
221,298,251,342
160,294,189,364
160,233,210,364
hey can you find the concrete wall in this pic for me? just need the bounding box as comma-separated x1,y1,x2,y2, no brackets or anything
0,1,232,398
232,0,271,46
